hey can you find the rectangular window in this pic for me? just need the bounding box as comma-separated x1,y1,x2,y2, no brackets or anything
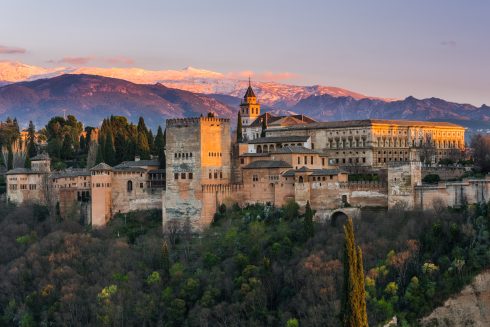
189,173,193,179
322,158,325,166
174,173,179,180
310,156,314,164
181,173,186,179
140,183,144,188
252,175,259,182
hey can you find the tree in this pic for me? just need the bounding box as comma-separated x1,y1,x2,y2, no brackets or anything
237,112,243,143
153,126,165,168
104,134,116,166
137,132,150,160
304,201,315,239
418,133,436,166
471,134,490,173
26,121,37,159
260,116,267,137
24,154,31,169
341,218,368,327
162,240,170,278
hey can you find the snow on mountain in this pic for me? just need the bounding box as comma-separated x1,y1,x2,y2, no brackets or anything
0,61,69,83
0,60,393,108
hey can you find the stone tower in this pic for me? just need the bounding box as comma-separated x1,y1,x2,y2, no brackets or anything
90,163,113,227
239,78,260,127
163,117,231,228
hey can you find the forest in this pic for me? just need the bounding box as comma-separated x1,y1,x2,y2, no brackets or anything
0,200,489,327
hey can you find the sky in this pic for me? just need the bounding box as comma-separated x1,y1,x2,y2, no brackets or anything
1,0,489,106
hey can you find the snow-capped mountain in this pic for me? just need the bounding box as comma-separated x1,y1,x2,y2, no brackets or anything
0,61,392,108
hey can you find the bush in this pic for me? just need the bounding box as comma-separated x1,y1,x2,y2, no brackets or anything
423,174,440,184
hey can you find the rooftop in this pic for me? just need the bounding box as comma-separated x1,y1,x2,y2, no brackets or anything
276,119,465,131
243,160,292,169
6,168,37,175
114,160,160,168
50,168,90,178
248,135,310,144
90,162,112,171
272,146,319,154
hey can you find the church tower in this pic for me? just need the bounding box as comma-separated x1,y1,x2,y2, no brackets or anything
239,78,260,127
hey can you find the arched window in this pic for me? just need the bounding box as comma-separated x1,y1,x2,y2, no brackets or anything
299,176,304,183
127,180,133,192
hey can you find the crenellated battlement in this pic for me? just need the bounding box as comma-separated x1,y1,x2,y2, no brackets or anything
338,181,388,191
166,117,230,127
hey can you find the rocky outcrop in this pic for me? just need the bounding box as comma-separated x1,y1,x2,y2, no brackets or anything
421,270,490,327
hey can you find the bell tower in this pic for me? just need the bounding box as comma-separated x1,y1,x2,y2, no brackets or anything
239,78,260,127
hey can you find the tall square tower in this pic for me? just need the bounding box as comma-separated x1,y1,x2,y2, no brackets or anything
163,116,231,228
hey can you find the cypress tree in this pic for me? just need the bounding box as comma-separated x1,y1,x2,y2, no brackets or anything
24,153,31,169
26,121,37,158
137,131,151,160
154,126,166,168
304,201,315,239
237,112,243,143
341,218,368,327
162,240,170,278
104,134,116,166
260,116,267,137
7,144,13,170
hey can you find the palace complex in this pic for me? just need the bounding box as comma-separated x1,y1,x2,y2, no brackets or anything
5,83,490,229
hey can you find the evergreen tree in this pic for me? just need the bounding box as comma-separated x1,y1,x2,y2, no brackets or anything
137,131,151,160
104,133,116,166
26,121,37,158
61,135,74,160
237,112,243,143
260,116,267,137
7,144,13,170
304,201,315,239
341,218,368,327
95,143,104,165
24,153,31,169
162,240,170,278
153,126,166,168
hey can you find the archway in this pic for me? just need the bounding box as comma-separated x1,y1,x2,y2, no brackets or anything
330,210,348,227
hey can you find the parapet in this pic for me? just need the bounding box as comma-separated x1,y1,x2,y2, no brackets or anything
166,117,230,127
202,183,244,193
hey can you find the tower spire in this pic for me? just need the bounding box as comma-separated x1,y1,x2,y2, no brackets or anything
248,76,251,87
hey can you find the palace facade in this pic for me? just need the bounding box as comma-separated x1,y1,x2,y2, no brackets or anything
5,82,489,230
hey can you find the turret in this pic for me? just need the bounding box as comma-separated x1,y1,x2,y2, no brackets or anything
239,78,260,127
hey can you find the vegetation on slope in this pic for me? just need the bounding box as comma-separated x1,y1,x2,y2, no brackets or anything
0,201,489,326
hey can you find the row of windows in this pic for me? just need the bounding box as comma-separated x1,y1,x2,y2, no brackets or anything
9,184,37,191
241,107,259,115
209,171,223,179
174,172,193,180
174,152,193,159
94,183,111,188
209,152,222,157
334,158,367,164
377,157,408,163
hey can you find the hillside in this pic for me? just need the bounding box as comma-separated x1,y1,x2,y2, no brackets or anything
0,74,234,129
421,270,490,326
292,94,490,130
0,201,489,326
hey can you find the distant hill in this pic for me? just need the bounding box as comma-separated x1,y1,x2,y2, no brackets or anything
0,71,489,134
0,74,235,129
291,94,490,131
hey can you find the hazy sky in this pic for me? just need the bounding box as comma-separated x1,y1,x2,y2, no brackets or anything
1,0,489,106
